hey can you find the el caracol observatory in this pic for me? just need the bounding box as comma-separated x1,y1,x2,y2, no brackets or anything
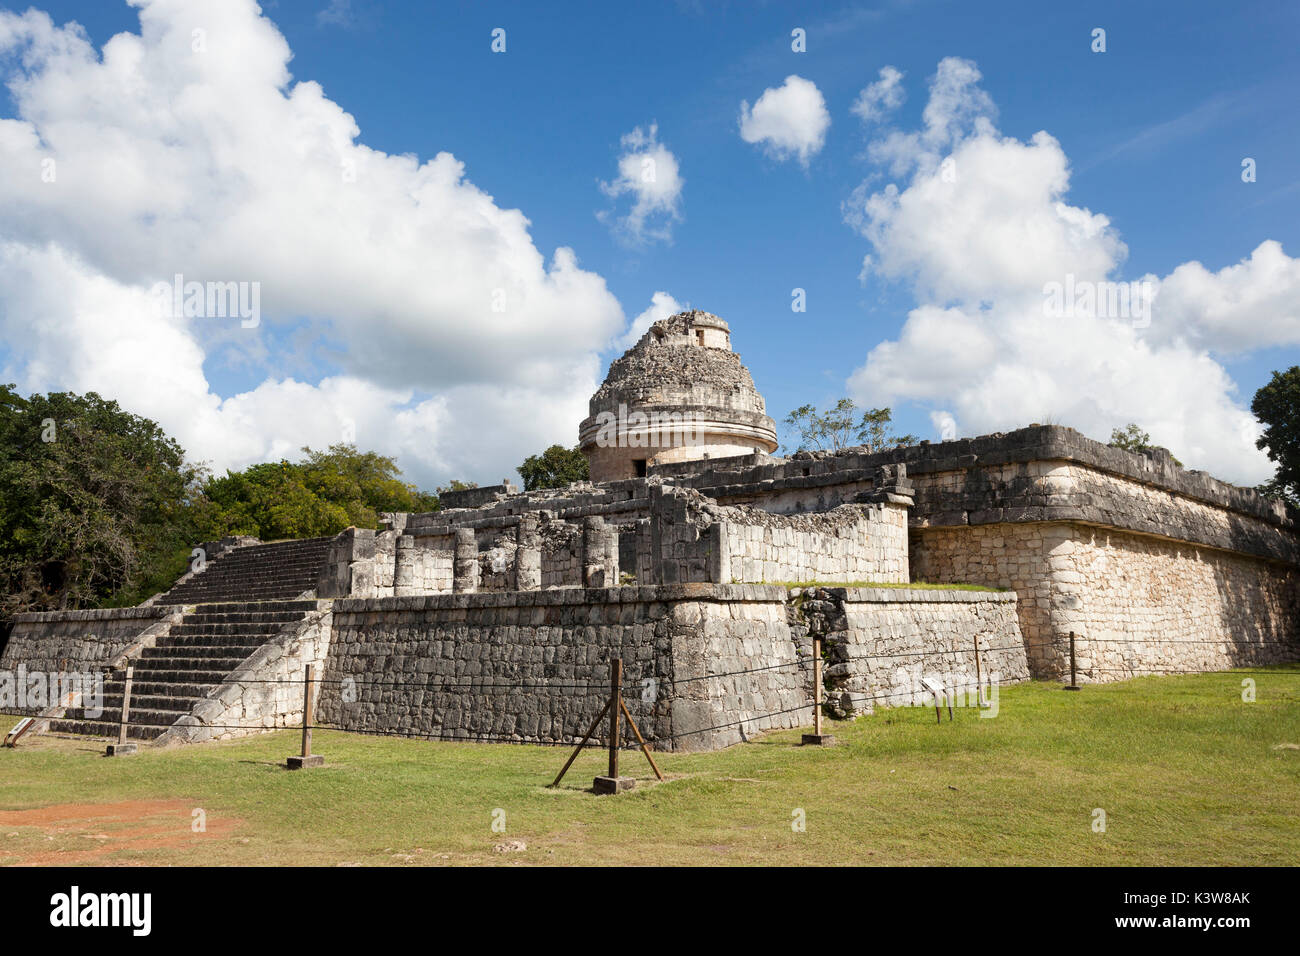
578,310,779,482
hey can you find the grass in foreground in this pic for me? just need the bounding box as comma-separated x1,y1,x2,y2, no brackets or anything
2,665,1298,866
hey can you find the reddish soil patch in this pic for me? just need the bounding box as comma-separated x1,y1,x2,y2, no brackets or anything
0,798,240,865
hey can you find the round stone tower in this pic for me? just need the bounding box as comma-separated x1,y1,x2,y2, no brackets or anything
578,310,779,482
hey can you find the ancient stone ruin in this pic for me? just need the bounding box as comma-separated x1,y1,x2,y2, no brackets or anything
4,310,1297,750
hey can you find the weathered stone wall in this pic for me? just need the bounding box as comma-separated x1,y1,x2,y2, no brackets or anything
540,520,583,589
1043,525,1297,679
1,606,182,682
821,588,1028,714
907,458,1299,566
316,585,808,752
911,522,1300,679
438,481,519,510
373,530,398,594
649,484,911,586
717,503,908,584
394,534,454,595
666,591,810,751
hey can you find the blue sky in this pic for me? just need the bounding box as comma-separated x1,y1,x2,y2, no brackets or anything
1,0,1297,488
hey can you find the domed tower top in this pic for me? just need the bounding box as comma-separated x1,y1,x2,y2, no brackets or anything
578,310,778,482
642,309,732,350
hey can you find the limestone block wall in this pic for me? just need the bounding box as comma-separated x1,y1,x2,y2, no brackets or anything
315,585,809,752
158,605,333,744
1042,525,1298,679
394,534,454,595
364,529,398,597
540,521,583,588
717,503,908,584
911,522,1300,679
822,589,1028,714
1,606,182,691
666,591,810,751
649,485,910,586
910,523,1057,671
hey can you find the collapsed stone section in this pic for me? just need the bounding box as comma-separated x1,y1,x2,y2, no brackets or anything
320,465,913,599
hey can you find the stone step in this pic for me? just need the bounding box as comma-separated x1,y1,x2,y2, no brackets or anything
158,633,279,649
166,587,316,600
178,563,327,575
129,655,249,673
169,581,321,593
111,667,236,685
61,704,195,726
104,680,218,698
97,692,208,712
171,575,323,588
179,609,311,625
186,600,321,614
167,621,289,637
46,718,167,741
139,643,260,660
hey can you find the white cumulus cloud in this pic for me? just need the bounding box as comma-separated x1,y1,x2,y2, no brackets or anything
0,1,647,488
843,58,1298,486
739,75,830,167
598,123,683,245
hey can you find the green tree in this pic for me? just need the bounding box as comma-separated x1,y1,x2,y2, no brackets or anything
784,399,918,453
1251,366,1300,504
199,444,438,541
0,385,202,614
1108,423,1182,467
517,444,589,490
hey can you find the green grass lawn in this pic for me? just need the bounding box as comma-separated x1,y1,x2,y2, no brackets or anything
2,665,1298,866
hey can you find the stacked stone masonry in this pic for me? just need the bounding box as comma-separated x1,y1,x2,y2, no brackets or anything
4,376,1299,749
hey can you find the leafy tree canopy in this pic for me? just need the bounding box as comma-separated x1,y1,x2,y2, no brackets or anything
0,384,201,614
199,444,439,542
1251,366,1300,504
0,387,439,617
517,444,589,490
784,399,918,454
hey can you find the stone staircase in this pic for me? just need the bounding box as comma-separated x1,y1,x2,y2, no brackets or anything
50,600,322,740
158,536,334,605
48,538,335,741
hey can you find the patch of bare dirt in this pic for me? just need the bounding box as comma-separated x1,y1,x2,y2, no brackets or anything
0,798,240,865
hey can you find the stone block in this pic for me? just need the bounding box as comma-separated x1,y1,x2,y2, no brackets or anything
592,775,636,794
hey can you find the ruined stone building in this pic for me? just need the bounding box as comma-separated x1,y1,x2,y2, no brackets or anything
5,311,1298,750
